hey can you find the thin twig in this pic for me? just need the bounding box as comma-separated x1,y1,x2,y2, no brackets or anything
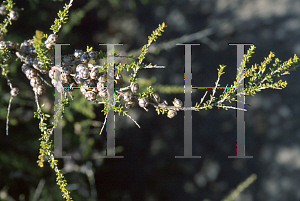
6,96,13,135
125,113,140,128
99,114,107,135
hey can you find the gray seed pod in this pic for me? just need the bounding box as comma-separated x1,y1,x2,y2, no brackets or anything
80,53,89,63
97,81,105,92
46,43,53,50
0,6,8,15
25,69,37,80
10,87,19,97
85,91,96,101
48,69,55,79
6,41,17,49
20,42,30,52
62,66,72,75
61,74,71,84
152,93,160,103
74,73,84,85
123,91,133,102
76,64,86,72
21,64,31,73
115,73,123,84
33,85,46,96
47,34,58,43
9,10,18,20
167,110,177,118
131,83,139,94
90,69,99,80
82,79,95,89
163,100,168,106
30,77,42,88
74,50,83,58
88,50,97,60
63,56,72,64
173,98,183,108
25,56,34,65
79,68,90,79
98,90,107,98
125,101,135,109
139,97,149,108
98,72,107,82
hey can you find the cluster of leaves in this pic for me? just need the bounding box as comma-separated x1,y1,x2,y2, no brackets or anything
32,30,51,70
0,0,15,35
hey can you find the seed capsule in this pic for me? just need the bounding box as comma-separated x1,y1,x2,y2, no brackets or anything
74,73,84,85
97,81,105,92
33,85,46,96
79,67,90,79
85,91,96,101
10,87,19,97
76,64,86,72
115,73,123,84
30,77,42,88
152,93,160,103
25,56,34,65
9,10,18,20
98,72,107,82
82,79,95,89
88,50,97,60
25,69,37,80
21,64,31,73
80,53,89,63
173,98,183,108
47,34,58,43
138,97,149,108
0,6,8,15
6,41,17,49
74,49,83,58
62,66,72,75
167,110,177,118
125,101,135,109
98,90,107,98
90,69,99,80
63,56,72,64
131,83,139,94
123,92,133,102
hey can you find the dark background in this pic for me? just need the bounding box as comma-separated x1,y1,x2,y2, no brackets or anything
0,0,300,200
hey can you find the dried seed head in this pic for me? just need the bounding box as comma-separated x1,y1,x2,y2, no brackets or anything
85,91,96,101
115,73,123,84
80,53,89,63
167,110,177,118
125,101,135,109
131,83,139,94
98,72,107,82
173,98,183,108
123,91,133,102
30,77,42,88
10,87,19,97
9,10,18,20
33,85,46,96
152,93,160,103
74,49,83,58
139,97,149,108
88,50,97,60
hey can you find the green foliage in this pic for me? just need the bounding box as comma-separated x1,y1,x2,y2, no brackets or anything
32,30,51,70
0,0,15,35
